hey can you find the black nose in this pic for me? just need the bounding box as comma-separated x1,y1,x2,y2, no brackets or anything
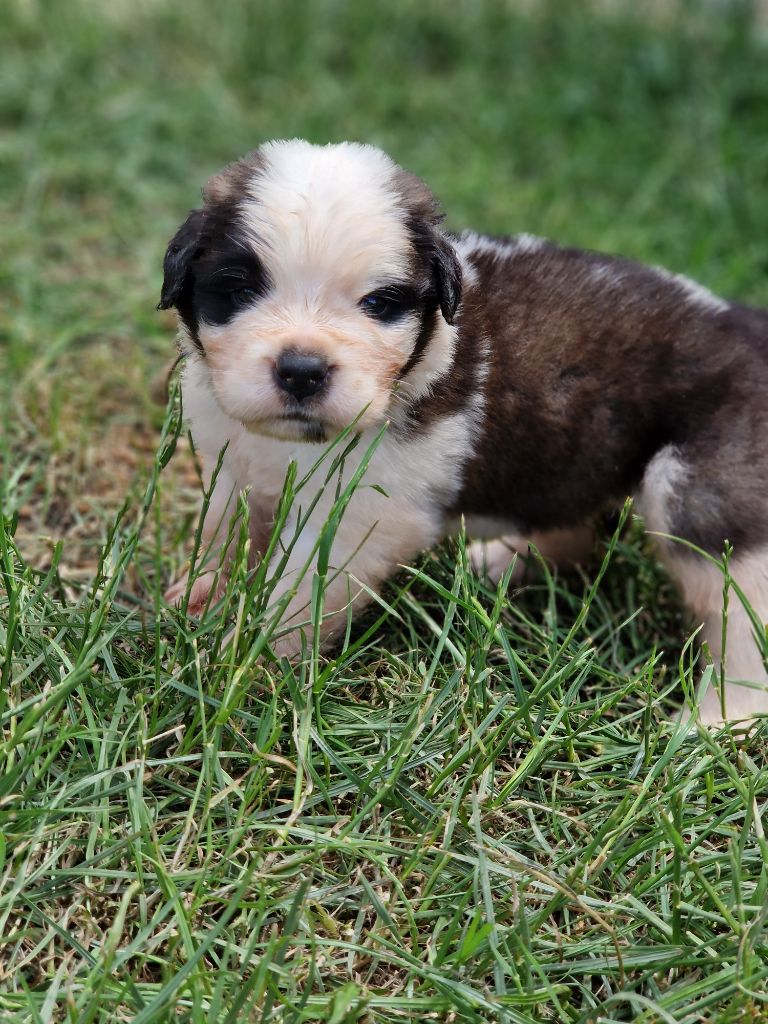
274,350,329,401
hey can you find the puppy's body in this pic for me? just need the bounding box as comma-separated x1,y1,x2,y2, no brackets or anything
161,140,768,724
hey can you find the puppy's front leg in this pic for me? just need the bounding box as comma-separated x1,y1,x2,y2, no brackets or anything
165,464,244,615
265,503,436,660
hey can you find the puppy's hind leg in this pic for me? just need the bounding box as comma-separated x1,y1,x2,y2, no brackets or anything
639,445,768,724
664,550,768,724
724,559,768,720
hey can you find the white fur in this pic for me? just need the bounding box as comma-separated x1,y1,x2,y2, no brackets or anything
180,354,474,646
169,141,479,649
584,255,728,314
588,263,626,289
510,232,548,255
638,446,768,723
178,139,479,641
635,445,689,536
456,249,480,289
242,141,410,291
186,141,448,440
395,318,459,407
671,551,768,721
456,231,547,267
652,265,730,314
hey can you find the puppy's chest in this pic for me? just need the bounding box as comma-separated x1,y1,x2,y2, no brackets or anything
228,420,470,521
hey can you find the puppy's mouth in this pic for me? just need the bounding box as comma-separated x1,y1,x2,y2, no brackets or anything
281,409,317,422
244,409,329,444
279,410,327,442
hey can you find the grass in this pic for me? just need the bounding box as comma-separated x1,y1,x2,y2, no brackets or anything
3,0,768,1020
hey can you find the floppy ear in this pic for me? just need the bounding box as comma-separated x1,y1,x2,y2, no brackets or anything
432,234,462,325
157,209,204,311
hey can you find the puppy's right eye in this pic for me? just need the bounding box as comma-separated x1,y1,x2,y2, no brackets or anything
231,287,259,304
193,252,270,325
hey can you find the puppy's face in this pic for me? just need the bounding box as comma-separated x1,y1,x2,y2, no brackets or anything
159,141,461,442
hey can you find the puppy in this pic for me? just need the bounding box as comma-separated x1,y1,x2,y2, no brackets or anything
159,139,768,725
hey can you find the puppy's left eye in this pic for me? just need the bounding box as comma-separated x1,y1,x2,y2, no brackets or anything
360,287,418,323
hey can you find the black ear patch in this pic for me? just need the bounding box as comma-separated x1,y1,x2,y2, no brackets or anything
158,209,204,311
432,235,462,325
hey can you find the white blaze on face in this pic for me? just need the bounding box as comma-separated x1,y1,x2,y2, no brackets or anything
244,141,412,290
197,141,429,440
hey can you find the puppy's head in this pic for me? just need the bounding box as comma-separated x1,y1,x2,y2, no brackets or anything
159,140,461,442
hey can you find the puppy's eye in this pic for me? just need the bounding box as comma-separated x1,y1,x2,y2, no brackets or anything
359,287,418,323
193,253,270,326
231,287,259,304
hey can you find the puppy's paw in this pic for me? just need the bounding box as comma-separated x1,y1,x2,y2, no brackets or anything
685,682,768,728
268,628,308,662
468,537,524,585
165,569,228,617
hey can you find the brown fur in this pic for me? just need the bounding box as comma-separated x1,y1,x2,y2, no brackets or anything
425,239,768,552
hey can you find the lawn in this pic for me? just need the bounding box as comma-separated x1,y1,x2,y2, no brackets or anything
2,0,768,1020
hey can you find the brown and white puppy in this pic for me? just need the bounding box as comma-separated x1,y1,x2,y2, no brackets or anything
160,139,768,725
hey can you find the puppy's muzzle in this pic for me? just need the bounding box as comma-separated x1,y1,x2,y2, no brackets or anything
273,349,330,402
